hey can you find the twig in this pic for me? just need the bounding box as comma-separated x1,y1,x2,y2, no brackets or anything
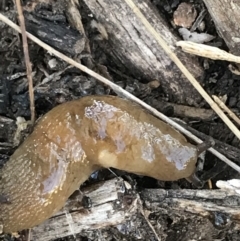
0,13,240,173
138,199,161,241
208,180,212,189
190,9,207,32
123,0,240,141
27,229,31,241
176,41,240,63
213,95,240,126
15,0,35,123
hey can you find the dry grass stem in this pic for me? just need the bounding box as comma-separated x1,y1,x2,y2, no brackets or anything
0,13,240,173
177,41,240,63
15,0,35,123
208,179,212,189
213,95,240,126
139,200,161,241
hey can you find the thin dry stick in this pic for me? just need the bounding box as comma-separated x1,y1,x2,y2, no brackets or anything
213,95,240,126
15,0,35,123
124,0,240,141
0,13,240,173
208,179,212,189
177,41,240,63
138,199,161,241
27,229,31,241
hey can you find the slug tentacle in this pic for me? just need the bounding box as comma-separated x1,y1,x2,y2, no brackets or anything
0,95,199,233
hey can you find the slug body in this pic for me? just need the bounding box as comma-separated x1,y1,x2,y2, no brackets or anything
0,95,198,233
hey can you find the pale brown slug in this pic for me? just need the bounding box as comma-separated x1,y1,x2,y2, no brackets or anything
0,95,203,233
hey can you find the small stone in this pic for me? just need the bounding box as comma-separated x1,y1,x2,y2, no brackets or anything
173,2,197,28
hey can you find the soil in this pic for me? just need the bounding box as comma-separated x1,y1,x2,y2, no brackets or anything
0,0,240,240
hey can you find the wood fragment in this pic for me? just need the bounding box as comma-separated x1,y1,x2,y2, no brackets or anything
203,0,240,56
31,178,240,240
177,41,240,63
24,12,86,56
31,178,138,241
213,95,240,127
140,187,240,219
208,179,212,189
83,0,204,105
148,98,216,121
190,9,206,32
65,0,85,35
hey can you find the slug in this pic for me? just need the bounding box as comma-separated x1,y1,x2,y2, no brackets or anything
0,95,206,233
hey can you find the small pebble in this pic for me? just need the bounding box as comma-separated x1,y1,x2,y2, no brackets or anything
173,2,197,28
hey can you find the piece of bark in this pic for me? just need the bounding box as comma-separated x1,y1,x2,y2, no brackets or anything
140,188,240,230
141,188,240,231
0,116,15,152
65,0,86,36
23,12,86,56
82,0,204,106
203,0,240,56
147,98,216,121
0,143,13,155
30,178,138,241
0,76,11,116
30,178,240,241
